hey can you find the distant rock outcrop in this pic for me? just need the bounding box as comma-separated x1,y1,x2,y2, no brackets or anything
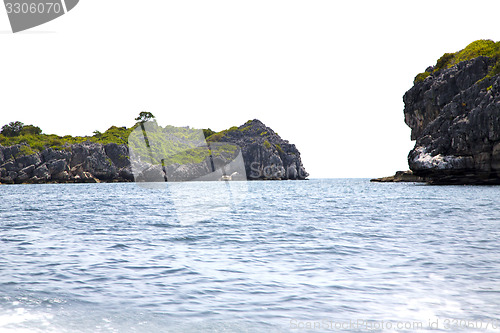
0,119,308,184
212,119,308,180
370,170,425,183
404,40,500,184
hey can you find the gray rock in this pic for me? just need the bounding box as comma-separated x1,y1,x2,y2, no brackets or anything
53,171,71,181
168,162,211,182
20,165,35,177
118,166,134,181
68,143,118,180
370,170,425,183
16,153,42,169
404,55,500,184
33,164,50,180
86,148,118,180
404,57,493,140
47,159,69,176
70,144,90,168
0,170,16,184
105,143,130,169
138,165,165,182
286,164,298,180
213,120,308,180
1,161,19,172
42,148,71,163
17,171,31,182
2,145,21,161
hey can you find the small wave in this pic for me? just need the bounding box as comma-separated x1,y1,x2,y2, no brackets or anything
108,243,130,249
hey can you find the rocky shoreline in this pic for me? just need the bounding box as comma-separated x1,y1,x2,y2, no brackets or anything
0,119,308,185
370,170,425,183
384,40,500,185
0,142,132,185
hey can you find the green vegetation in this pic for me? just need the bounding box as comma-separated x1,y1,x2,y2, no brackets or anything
0,112,212,154
20,125,42,136
1,121,24,137
0,112,242,168
128,121,210,165
263,140,271,149
128,122,241,166
205,120,259,142
0,124,135,151
414,72,430,83
17,145,36,157
275,143,283,154
135,111,155,123
205,126,242,142
203,128,215,139
414,40,500,84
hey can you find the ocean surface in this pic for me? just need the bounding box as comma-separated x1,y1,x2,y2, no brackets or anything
1,179,500,332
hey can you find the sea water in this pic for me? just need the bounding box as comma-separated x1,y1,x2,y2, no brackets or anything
0,179,500,332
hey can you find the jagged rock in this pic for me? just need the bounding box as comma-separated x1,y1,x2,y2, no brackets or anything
47,159,69,176
168,161,211,182
42,148,71,163
0,145,4,164
70,143,90,168
1,161,18,172
16,153,42,169
33,164,50,180
404,41,500,184
53,171,71,181
86,148,117,180
213,119,308,180
370,170,425,183
80,172,99,183
1,171,18,184
105,143,130,169
0,172,15,184
118,166,134,181
17,171,31,182
2,145,22,161
70,163,84,177
19,165,35,178
137,164,165,182
405,57,493,141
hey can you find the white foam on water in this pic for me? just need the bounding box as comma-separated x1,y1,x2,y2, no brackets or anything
0,307,56,333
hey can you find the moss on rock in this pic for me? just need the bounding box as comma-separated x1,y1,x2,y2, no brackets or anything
414,39,500,84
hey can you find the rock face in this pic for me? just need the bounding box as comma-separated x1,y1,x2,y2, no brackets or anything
370,170,425,183
404,54,500,184
0,143,131,184
0,120,308,184
215,119,309,180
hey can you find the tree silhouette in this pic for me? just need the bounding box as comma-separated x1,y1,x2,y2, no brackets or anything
1,121,24,137
20,125,42,136
135,112,155,123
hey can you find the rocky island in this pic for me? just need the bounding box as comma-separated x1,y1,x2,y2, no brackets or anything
0,118,308,184
375,39,500,184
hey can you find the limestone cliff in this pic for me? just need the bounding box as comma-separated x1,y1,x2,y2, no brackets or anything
404,40,500,184
0,119,308,184
209,119,308,180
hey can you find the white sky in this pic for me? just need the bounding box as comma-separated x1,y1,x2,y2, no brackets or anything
1,0,499,178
